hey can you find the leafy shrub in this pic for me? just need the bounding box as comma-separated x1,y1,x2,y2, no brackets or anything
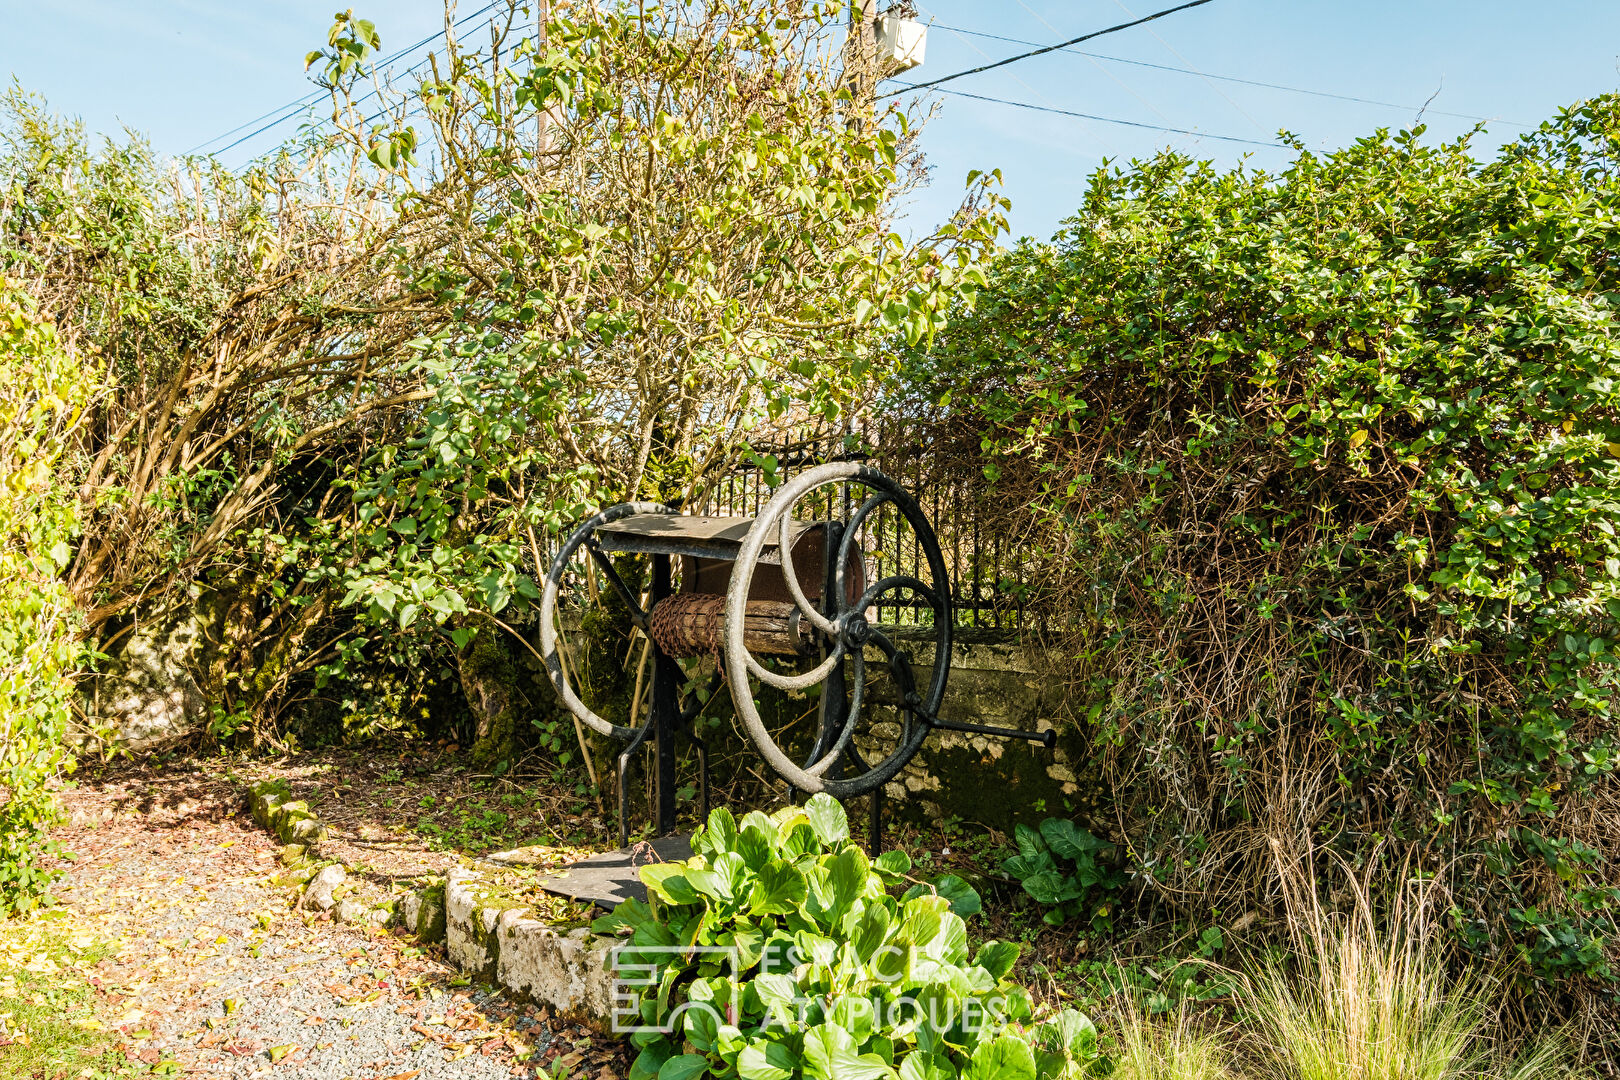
912,96,1620,998
596,795,1107,1080
0,277,95,912
1001,820,1123,931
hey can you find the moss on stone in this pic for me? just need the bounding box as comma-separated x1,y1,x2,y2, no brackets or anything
417,899,447,943
457,625,523,770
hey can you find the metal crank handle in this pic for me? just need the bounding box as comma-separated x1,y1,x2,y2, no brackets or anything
926,716,1057,750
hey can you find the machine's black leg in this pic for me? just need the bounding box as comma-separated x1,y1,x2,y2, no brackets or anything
616,750,633,850
815,520,854,822
869,785,883,857
616,720,652,850
690,731,710,824
650,554,680,835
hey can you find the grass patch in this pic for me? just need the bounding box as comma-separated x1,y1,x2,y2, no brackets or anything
0,907,132,1080
1111,998,1231,1080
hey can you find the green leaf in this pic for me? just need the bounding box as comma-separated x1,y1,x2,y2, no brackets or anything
752,973,799,1018
641,864,700,906
748,859,807,917
922,911,968,966
802,1022,894,1080
874,850,912,878
851,901,892,960
1020,870,1075,907
899,895,944,948
724,921,764,969
1033,1010,1098,1059
712,852,748,902
825,846,870,920
964,1035,1036,1080
929,875,981,919
739,1040,798,1080
972,940,1020,981
702,807,739,855
658,1053,710,1080
805,794,849,846
830,994,877,1045
737,819,778,870
898,1052,955,1080
631,1042,675,1080
684,1003,720,1051
1038,819,1107,861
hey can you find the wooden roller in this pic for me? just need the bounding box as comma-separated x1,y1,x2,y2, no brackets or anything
649,593,807,658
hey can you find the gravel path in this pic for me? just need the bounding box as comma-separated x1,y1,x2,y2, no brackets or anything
48,765,623,1080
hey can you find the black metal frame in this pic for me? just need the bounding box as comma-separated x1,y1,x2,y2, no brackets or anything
543,467,1057,855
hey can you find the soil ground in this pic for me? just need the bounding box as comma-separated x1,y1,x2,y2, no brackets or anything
6,754,628,1080
0,742,1208,1079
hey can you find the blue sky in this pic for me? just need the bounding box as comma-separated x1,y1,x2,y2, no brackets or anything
6,1,1620,241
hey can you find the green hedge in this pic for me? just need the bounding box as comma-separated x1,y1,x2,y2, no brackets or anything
0,278,94,912
911,97,1620,992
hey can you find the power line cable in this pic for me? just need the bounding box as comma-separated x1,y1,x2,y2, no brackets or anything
1096,0,1267,135
189,1,503,157
993,0,1179,126
890,81,1282,148
915,5,1107,140
878,0,1216,98
925,21,1526,128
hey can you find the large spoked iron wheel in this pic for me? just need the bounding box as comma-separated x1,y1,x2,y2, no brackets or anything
724,462,952,799
539,501,717,845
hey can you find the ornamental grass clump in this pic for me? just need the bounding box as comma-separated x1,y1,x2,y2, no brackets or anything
1246,899,1576,1080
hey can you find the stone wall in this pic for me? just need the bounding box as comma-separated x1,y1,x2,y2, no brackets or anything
79,600,213,751
857,637,1083,832
521,622,1083,833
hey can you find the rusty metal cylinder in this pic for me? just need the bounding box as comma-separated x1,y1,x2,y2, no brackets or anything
649,593,807,658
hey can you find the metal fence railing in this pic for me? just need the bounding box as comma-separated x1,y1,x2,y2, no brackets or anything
694,423,1033,635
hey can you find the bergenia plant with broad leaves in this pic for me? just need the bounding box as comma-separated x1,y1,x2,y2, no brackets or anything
1001,820,1124,932
594,795,1108,1080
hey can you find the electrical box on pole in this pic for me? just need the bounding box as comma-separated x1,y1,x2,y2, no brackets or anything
874,15,927,73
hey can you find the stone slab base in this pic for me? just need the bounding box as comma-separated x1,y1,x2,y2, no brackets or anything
526,834,692,909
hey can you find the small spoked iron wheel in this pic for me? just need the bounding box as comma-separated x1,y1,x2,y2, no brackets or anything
538,501,716,844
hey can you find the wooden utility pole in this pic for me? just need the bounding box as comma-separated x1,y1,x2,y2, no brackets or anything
844,0,878,127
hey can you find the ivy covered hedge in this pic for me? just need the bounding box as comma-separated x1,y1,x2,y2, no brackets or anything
0,278,94,912
909,97,1620,992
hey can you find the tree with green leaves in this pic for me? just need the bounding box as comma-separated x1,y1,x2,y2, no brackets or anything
0,276,96,911
305,0,1007,763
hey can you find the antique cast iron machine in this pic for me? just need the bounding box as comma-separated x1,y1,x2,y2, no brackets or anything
539,462,1053,851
